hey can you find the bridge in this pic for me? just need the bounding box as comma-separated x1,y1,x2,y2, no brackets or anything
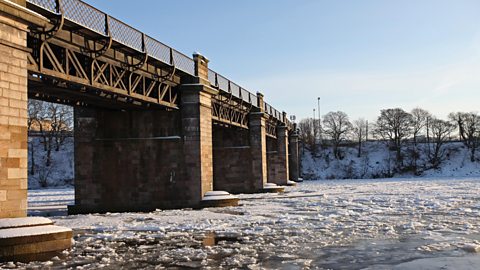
0,0,300,217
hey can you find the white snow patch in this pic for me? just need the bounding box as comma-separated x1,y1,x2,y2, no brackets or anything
0,217,53,229
0,225,71,239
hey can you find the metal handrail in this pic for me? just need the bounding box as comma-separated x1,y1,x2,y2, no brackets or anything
26,0,284,122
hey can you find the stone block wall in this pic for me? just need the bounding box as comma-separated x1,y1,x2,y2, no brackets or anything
288,130,299,181
0,12,29,218
249,112,268,191
266,136,281,184
180,85,216,206
72,108,194,213
266,126,289,185
212,125,253,193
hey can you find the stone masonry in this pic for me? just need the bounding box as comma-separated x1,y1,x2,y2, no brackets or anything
0,0,47,218
69,53,218,213
179,53,217,205
70,108,194,213
249,113,268,191
212,125,253,193
288,126,300,181
267,125,289,186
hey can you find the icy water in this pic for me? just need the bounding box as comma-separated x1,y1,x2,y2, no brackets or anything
5,178,480,269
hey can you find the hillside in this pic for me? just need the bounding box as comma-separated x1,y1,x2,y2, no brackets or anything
301,141,480,180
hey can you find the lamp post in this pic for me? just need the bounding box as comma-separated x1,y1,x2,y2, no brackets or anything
317,97,321,144
313,108,316,148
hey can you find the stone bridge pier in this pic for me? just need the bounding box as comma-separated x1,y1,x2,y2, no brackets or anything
69,54,224,213
0,0,47,218
211,106,269,194
267,123,289,186
213,100,300,194
288,125,300,182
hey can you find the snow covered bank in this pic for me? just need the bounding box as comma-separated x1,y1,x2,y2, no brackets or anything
302,141,480,180
28,137,74,189
8,178,480,269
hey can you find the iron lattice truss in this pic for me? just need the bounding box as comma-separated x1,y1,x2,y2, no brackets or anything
25,0,291,130
211,94,251,128
266,117,278,138
25,0,181,109
27,35,179,109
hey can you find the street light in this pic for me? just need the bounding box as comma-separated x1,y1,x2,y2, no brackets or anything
317,97,321,144
313,108,316,148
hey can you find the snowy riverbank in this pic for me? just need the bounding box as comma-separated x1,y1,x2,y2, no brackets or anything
302,141,480,180
6,178,480,269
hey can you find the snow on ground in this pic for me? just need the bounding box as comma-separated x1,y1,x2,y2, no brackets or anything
27,189,74,217
302,141,480,180
5,178,480,269
28,137,74,189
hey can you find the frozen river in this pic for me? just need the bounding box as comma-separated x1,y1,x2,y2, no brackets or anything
5,178,480,269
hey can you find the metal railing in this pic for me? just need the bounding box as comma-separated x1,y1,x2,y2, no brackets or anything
26,0,284,122
27,0,195,74
208,69,258,107
264,102,282,121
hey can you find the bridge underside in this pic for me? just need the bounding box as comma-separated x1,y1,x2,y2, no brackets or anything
0,0,300,216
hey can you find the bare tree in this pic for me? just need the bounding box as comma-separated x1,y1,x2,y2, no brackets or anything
322,111,353,159
427,118,455,168
48,104,73,151
453,113,480,162
28,101,74,167
408,108,431,174
27,100,45,176
352,118,368,157
298,118,315,151
411,108,430,145
448,112,466,140
373,108,413,162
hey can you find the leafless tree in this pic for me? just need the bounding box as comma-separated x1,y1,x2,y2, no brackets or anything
449,112,480,162
411,108,431,145
28,101,73,168
322,111,353,159
48,103,73,151
352,118,368,157
27,100,45,175
427,118,455,168
408,108,431,174
373,108,413,162
448,112,466,140
28,100,44,131
298,118,315,151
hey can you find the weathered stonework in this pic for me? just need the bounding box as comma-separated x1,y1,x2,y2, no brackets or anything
288,126,300,181
69,108,198,213
249,112,268,191
180,83,218,206
212,125,254,193
0,217,72,262
0,1,29,218
266,126,289,185
70,52,220,213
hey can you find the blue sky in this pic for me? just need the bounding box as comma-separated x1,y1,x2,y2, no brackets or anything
86,0,480,122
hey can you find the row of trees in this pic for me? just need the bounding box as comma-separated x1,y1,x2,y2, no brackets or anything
28,100,73,180
298,108,480,172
